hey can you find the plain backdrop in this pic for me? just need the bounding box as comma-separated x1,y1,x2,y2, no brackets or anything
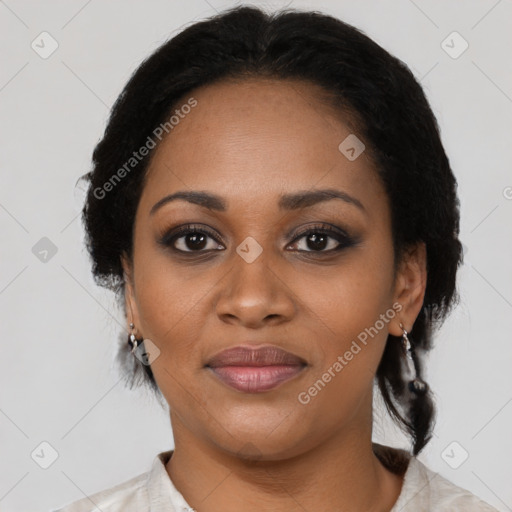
1,1,511,511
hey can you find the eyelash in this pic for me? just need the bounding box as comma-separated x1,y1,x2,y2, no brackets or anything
158,223,357,256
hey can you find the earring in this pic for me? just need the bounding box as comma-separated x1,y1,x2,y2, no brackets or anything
128,322,141,354
399,323,427,395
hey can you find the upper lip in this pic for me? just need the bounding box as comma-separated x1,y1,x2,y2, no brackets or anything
206,345,307,368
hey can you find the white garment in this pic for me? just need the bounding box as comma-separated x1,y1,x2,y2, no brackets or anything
51,445,498,511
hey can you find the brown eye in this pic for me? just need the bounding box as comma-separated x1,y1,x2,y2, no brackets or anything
287,224,356,253
159,225,225,253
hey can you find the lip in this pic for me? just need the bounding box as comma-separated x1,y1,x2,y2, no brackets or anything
206,345,307,393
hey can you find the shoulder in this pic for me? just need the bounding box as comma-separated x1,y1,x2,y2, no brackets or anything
393,456,499,511
51,449,196,512
51,471,149,512
53,473,149,512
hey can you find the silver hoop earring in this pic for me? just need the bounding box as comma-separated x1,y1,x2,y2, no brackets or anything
399,323,427,395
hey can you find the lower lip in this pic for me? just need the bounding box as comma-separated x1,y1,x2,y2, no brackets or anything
208,365,305,393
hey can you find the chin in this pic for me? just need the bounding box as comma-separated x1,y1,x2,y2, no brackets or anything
210,427,311,463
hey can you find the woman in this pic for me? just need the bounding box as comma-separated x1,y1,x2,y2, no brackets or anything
54,5,498,511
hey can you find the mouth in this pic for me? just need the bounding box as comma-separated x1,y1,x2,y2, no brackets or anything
205,345,307,393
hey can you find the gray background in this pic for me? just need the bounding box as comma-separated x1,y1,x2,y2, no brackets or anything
1,0,511,511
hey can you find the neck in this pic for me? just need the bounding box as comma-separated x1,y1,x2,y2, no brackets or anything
165,401,406,511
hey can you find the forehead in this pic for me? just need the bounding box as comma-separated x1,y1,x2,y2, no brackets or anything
140,78,384,215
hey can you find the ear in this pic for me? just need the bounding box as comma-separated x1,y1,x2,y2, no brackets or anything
120,252,140,332
389,241,427,336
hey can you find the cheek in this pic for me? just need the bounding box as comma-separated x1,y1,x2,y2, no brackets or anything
297,280,391,397
294,249,395,340
135,274,210,361
134,273,212,413
132,231,209,336
291,275,394,434
291,244,396,392
130,253,209,384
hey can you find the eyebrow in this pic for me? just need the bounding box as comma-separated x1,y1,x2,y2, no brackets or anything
149,188,366,215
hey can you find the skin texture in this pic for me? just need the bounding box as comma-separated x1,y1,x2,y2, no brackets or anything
122,78,427,512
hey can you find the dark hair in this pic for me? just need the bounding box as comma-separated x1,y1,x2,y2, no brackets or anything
80,5,463,456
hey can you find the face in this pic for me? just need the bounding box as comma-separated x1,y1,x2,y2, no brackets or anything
122,78,426,460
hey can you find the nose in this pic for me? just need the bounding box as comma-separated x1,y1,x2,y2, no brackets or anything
215,251,296,329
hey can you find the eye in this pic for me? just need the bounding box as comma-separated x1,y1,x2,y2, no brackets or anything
158,222,357,256
158,224,225,253
287,223,356,253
